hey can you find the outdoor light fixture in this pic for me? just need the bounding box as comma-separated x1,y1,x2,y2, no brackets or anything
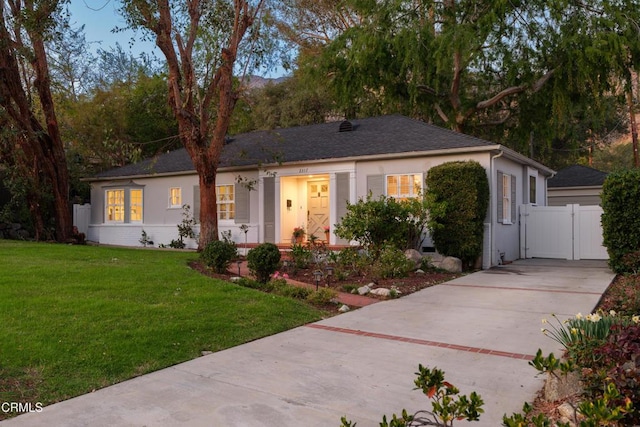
325,266,334,288
313,270,323,291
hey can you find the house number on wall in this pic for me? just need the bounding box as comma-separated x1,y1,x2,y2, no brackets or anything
299,168,309,173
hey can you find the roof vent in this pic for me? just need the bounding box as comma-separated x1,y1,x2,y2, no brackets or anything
339,120,353,132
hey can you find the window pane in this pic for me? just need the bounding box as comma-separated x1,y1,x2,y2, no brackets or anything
130,189,143,222
387,176,398,196
216,185,235,220
106,190,124,222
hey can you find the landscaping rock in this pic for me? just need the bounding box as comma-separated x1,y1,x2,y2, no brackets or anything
441,256,462,273
544,371,583,402
338,305,350,313
415,269,425,274
370,288,391,297
404,249,423,268
230,276,242,282
557,402,578,421
357,285,371,295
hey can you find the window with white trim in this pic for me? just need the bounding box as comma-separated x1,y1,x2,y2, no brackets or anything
105,188,143,223
502,173,512,224
386,174,423,200
217,185,235,220
169,187,182,208
106,189,125,222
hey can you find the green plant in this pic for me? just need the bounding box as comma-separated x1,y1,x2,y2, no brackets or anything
306,287,337,305
170,204,198,248
541,311,632,367
293,226,305,238
334,194,428,258
201,239,238,273
341,365,484,427
290,243,312,270
601,169,640,273
247,243,281,283
371,244,415,279
425,161,489,268
334,247,369,276
139,230,153,247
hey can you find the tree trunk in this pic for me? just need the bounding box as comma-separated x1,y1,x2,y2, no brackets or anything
0,1,72,242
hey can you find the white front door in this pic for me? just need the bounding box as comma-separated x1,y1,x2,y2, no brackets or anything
307,180,329,240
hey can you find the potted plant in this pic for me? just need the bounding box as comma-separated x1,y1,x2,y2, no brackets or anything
293,226,305,243
324,226,330,242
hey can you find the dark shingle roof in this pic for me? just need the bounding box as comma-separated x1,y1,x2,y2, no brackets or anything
93,115,496,179
548,165,608,188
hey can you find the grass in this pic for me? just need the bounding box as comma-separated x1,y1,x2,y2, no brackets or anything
0,241,325,418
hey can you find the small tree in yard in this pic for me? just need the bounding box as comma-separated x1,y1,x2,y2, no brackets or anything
601,169,640,273
425,161,489,269
333,194,428,259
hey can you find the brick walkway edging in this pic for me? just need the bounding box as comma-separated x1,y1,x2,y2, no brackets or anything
305,324,534,361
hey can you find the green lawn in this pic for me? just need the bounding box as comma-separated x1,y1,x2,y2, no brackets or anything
0,241,325,417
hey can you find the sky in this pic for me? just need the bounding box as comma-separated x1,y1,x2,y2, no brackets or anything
66,0,285,78
67,0,158,58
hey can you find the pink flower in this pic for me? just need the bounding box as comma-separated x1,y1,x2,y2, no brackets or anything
283,273,289,279
272,271,280,278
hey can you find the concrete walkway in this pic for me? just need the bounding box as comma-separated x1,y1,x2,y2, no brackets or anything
2,259,614,427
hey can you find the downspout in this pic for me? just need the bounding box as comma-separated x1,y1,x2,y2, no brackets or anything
487,150,504,269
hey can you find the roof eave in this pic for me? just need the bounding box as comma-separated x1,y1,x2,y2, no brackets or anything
497,146,556,176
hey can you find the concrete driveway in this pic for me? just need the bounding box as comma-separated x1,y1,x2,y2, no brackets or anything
2,259,614,427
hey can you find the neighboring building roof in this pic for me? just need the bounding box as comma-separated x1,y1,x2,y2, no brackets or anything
548,165,608,188
90,114,551,180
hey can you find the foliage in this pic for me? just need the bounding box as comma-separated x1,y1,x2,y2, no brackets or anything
425,161,489,268
306,287,337,306
293,226,305,238
175,204,198,247
593,324,640,424
601,169,640,273
340,365,484,427
333,247,369,278
290,243,312,270
334,194,428,258
139,230,153,247
522,309,640,426
599,275,640,317
247,243,282,283
371,244,415,279
201,239,238,274
0,241,323,419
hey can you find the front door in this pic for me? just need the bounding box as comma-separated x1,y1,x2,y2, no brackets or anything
307,180,329,241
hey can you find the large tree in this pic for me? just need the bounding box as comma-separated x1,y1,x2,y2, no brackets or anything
120,0,267,249
297,0,640,165
0,0,73,241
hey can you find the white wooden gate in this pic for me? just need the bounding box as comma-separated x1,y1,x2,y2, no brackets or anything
520,204,608,260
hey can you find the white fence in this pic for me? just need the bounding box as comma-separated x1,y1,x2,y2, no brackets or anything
519,204,608,260
73,204,91,235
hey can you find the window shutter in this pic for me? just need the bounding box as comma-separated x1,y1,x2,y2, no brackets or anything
367,175,384,198
497,171,504,223
193,185,200,222
511,175,517,224
234,183,250,224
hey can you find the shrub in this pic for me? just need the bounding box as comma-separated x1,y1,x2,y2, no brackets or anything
371,244,415,279
201,239,238,273
601,169,640,273
334,247,369,276
425,161,489,268
247,243,281,283
306,288,338,305
334,194,427,258
290,243,312,270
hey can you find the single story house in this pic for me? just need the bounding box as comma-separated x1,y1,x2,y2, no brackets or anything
85,115,554,268
547,165,608,206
